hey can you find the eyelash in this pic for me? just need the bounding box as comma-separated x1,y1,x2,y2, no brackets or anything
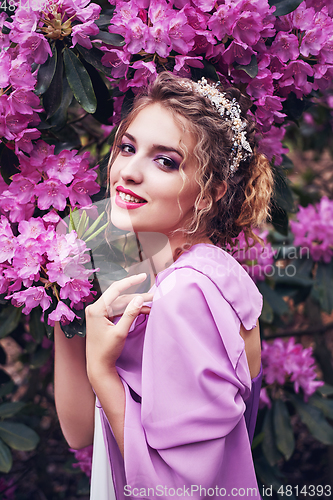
118,143,179,171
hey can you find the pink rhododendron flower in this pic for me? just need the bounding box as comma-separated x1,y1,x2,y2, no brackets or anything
229,229,275,282
48,301,78,326
35,180,69,211
271,32,299,63
290,196,333,263
9,287,52,314
71,20,100,49
70,445,93,477
262,337,324,402
257,125,289,165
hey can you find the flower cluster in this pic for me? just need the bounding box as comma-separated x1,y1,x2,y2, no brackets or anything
0,141,100,223
290,196,333,263
260,337,324,406
70,445,93,478
0,214,97,326
101,0,333,164
0,0,101,154
228,229,275,282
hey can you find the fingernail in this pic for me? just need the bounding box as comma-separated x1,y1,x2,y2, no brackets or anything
133,296,144,308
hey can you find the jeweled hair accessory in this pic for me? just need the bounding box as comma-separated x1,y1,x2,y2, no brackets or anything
180,78,253,174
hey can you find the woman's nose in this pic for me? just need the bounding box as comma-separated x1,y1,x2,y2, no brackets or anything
119,154,144,184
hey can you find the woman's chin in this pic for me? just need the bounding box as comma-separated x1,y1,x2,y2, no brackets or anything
110,211,135,232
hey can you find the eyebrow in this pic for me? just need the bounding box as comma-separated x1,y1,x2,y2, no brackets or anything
123,132,183,158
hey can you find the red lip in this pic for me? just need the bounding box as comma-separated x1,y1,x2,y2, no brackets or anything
116,185,147,202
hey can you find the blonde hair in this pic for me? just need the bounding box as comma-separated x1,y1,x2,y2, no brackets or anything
108,72,273,247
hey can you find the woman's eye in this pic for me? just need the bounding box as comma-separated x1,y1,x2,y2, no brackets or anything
155,157,179,170
119,143,135,154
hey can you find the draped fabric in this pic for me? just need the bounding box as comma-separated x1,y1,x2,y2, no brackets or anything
91,244,263,500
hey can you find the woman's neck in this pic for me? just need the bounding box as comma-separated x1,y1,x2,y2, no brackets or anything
135,232,213,285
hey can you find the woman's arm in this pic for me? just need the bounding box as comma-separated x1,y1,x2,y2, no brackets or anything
85,273,150,456
54,322,95,450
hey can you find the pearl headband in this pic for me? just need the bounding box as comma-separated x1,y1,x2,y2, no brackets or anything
179,78,252,174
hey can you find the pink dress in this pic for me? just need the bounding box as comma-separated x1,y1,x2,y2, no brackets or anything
90,244,263,500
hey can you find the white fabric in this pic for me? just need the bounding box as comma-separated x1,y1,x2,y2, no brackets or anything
90,404,116,500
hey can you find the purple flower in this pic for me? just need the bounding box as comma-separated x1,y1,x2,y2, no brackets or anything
228,229,275,283
222,40,255,66
68,173,100,207
12,244,42,281
290,196,333,263
262,337,324,401
45,150,81,184
168,9,195,54
126,60,157,88
71,21,99,49
246,69,274,99
257,125,289,165
123,17,148,54
48,301,78,326
255,95,286,131
9,287,51,314
0,216,16,263
8,175,36,204
70,445,93,477
301,27,328,57
232,10,263,46
145,23,171,58
207,3,235,40
35,180,69,211
60,279,93,303
271,32,299,63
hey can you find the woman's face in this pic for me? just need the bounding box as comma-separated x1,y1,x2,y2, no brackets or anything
110,103,202,240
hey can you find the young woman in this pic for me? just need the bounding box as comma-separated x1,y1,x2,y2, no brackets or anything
54,72,273,499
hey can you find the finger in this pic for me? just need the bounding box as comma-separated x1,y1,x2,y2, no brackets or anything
103,273,148,303
115,295,145,334
92,273,148,316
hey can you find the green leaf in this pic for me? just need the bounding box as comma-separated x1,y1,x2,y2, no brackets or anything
43,44,63,119
35,42,57,95
282,92,312,122
289,394,333,445
84,222,108,243
76,210,88,239
0,305,22,339
0,422,39,451
317,383,333,397
63,47,97,113
273,166,295,213
82,211,106,240
69,207,81,232
91,30,125,46
0,143,20,185
262,408,283,466
30,348,51,369
260,294,274,323
81,59,114,125
0,381,15,398
308,393,333,420
270,203,289,236
47,75,73,129
0,402,25,419
257,281,289,316
269,0,304,17
61,319,86,338
29,306,46,344
312,260,333,314
234,55,258,79
273,400,295,460
0,439,12,473
255,457,291,496
0,344,6,365
76,44,113,78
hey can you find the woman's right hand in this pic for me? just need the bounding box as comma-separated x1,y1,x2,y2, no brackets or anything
85,273,153,380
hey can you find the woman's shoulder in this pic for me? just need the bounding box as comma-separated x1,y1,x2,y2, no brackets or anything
155,243,263,331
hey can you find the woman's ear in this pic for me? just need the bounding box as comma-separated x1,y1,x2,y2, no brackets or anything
197,181,227,209
215,181,227,203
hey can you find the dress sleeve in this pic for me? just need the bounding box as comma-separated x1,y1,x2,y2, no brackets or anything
122,267,256,496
